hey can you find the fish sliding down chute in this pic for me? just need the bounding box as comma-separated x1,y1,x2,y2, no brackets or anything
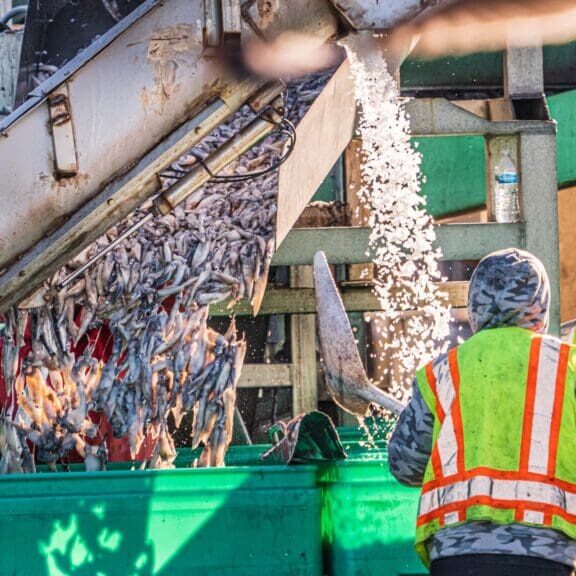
0,72,341,473
0,0,431,472
0,0,343,472
0,0,341,313
313,251,405,417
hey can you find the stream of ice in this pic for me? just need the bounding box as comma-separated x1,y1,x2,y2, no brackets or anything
342,37,451,402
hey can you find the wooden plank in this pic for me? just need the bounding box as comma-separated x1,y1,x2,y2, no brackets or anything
451,99,514,123
210,282,469,316
293,201,348,228
345,138,374,282
237,364,292,388
559,186,576,323
290,266,318,415
436,208,487,224
276,59,356,246
488,98,515,121
273,224,525,266
452,100,489,119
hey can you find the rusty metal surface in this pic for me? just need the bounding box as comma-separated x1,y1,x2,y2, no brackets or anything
276,59,355,246
0,97,240,311
47,83,78,177
313,251,405,417
242,0,338,39
0,0,342,311
0,0,211,273
327,0,423,30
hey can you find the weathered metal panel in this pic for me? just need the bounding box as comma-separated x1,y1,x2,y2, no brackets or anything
407,98,556,136
0,0,340,310
276,59,355,246
0,97,248,311
242,0,338,40
327,0,422,30
0,0,209,272
0,30,22,114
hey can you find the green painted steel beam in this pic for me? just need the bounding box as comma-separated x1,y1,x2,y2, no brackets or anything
273,224,524,266
209,283,469,316
401,52,503,92
399,42,576,92
314,96,565,218
407,99,556,136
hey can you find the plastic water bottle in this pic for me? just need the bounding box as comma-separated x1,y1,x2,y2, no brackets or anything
493,150,520,223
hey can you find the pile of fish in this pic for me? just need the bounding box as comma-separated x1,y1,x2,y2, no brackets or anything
0,72,331,473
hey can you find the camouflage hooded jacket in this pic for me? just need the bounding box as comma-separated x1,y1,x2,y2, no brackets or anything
388,248,576,567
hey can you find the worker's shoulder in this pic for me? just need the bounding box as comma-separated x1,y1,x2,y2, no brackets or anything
416,350,449,375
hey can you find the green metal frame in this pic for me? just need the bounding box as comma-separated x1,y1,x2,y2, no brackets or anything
232,97,561,395
314,88,576,220
278,98,560,334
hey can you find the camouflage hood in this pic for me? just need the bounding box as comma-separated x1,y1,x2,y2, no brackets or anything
467,248,550,334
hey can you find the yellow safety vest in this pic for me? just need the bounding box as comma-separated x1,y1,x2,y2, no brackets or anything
414,327,576,567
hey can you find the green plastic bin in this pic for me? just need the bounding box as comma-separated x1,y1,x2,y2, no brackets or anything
0,464,322,576
2,430,424,575
320,456,425,576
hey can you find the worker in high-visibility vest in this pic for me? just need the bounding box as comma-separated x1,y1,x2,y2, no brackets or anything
388,248,576,576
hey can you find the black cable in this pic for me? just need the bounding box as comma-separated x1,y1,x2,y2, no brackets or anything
209,120,296,183
159,99,297,184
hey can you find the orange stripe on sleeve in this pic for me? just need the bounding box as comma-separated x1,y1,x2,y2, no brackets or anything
519,337,542,473
422,466,576,494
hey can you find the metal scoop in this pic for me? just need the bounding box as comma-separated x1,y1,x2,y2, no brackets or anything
313,251,405,418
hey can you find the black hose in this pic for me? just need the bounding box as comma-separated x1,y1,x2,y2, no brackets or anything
0,6,27,27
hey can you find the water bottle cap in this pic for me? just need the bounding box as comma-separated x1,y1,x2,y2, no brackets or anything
497,172,518,184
